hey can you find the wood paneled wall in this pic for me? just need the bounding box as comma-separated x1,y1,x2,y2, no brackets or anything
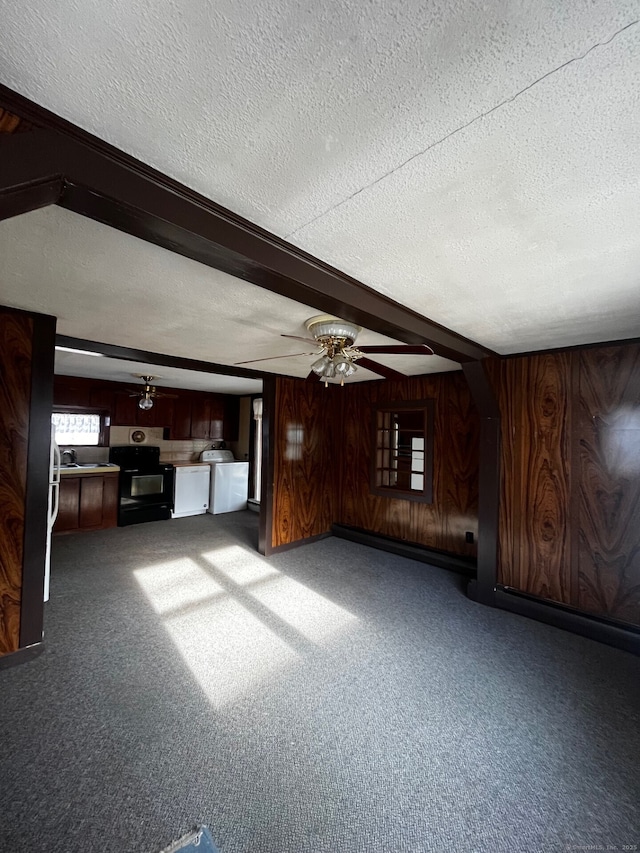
271,378,341,548
0,311,32,654
488,343,640,626
336,372,479,557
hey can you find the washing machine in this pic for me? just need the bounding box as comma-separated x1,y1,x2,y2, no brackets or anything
200,449,249,514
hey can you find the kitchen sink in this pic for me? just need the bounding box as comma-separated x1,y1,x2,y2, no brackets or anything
78,462,117,468
59,462,117,469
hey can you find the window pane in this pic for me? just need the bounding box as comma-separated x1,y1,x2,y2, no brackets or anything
411,451,424,472
52,412,101,446
372,400,432,502
410,473,424,491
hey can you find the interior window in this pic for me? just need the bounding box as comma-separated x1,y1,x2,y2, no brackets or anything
371,400,434,502
52,410,108,446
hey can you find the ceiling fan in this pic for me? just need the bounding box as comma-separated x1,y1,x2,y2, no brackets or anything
236,315,434,385
125,375,178,410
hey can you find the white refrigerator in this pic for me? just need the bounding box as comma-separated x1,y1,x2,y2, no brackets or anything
44,426,61,602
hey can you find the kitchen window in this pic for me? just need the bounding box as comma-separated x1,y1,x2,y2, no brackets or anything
371,400,434,502
52,408,110,446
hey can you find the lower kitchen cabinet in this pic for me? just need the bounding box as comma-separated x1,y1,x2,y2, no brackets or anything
54,473,119,533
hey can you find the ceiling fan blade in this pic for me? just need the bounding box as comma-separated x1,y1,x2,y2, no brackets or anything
306,370,321,382
357,344,434,355
155,392,179,399
357,357,406,380
281,334,321,347
234,351,317,365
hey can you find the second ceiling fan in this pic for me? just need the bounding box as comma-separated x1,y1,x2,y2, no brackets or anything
236,315,434,385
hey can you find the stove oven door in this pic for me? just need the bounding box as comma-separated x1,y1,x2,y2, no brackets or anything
118,464,174,525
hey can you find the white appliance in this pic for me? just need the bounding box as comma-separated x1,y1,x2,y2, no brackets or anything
45,425,61,602
200,450,249,514
171,465,210,518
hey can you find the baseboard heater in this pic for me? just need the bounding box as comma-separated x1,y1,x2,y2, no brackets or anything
331,524,476,577
495,586,640,656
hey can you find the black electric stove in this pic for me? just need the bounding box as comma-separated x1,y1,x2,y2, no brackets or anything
109,446,174,526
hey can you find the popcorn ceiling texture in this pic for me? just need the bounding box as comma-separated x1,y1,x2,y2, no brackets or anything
0,1,639,354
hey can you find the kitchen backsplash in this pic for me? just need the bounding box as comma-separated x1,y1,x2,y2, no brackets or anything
109,426,212,462
59,427,243,464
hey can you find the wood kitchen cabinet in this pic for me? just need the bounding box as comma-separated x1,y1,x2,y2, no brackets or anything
54,375,240,441
190,396,212,438
136,394,174,428
172,395,192,439
54,473,119,533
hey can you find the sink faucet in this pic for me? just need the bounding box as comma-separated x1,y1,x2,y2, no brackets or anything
61,448,77,464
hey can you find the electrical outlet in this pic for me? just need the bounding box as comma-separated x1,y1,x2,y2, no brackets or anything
465,531,474,544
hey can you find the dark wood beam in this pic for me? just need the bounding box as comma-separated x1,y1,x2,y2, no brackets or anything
0,85,493,364
55,335,276,382
462,360,500,606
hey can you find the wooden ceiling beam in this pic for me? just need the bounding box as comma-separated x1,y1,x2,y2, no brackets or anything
0,84,493,363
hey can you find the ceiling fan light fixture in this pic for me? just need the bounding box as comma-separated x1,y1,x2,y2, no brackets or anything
305,315,362,347
323,361,337,379
333,355,356,376
311,355,332,375
138,394,154,410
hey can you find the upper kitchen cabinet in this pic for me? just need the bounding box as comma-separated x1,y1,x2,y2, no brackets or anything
54,375,94,407
135,394,174,429
190,395,212,439
171,396,192,440
54,375,240,440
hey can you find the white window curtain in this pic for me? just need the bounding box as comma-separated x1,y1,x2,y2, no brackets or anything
253,398,263,502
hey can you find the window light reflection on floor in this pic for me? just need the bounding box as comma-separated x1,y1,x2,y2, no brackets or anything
201,545,358,643
134,543,357,709
165,598,298,708
134,558,225,616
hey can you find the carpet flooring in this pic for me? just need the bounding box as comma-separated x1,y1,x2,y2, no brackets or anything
1,512,638,853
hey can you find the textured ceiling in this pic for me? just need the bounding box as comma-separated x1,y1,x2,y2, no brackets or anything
1,0,639,353
0,207,458,388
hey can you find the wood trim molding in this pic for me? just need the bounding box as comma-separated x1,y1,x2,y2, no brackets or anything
20,310,56,647
462,360,500,606
258,376,276,556
0,84,492,363
0,642,44,670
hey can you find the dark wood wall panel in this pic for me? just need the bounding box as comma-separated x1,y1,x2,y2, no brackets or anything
490,352,574,603
521,353,572,603
576,346,640,624
337,372,479,557
486,358,521,591
489,342,640,627
271,378,340,548
0,311,32,654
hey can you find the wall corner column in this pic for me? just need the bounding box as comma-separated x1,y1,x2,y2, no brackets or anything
462,360,501,606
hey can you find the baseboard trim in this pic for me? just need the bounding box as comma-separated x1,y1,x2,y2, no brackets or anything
331,524,476,577
494,587,640,656
268,531,332,554
0,642,44,670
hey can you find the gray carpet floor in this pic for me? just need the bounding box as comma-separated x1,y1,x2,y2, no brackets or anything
1,512,638,853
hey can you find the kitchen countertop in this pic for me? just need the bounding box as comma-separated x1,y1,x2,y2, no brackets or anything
60,464,120,476
169,461,212,468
